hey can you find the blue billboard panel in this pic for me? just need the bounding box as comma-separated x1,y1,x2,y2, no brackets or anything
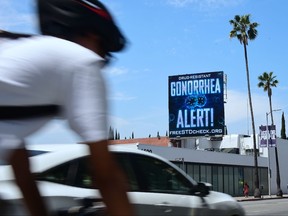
168,71,225,138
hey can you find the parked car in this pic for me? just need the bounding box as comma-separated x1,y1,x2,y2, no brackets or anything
0,144,245,216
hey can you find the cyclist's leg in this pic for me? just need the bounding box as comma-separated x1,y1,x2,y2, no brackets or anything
9,148,49,216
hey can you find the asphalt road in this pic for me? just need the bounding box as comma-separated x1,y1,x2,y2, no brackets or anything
240,198,288,216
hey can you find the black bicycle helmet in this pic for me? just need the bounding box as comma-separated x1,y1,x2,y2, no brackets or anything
0,30,32,39
37,0,126,52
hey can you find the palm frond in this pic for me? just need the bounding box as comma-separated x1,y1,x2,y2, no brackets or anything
257,71,278,94
229,14,258,46
235,15,241,22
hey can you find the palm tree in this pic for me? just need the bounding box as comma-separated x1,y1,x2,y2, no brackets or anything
281,112,286,139
258,71,282,197
229,14,260,197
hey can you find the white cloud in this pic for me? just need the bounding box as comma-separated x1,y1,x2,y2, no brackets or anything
166,0,243,9
0,0,37,33
224,90,268,124
225,89,285,135
108,92,136,101
109,115,130,128
105,66,137,102
105,67,128,76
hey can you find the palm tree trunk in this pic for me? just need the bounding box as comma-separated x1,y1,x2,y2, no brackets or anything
275,147,283,196
243,43,260,197
269,90,274,125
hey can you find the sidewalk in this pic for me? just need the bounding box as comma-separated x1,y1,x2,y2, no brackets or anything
235,194,288,202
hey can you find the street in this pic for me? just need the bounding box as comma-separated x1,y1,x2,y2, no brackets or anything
240,198,288,216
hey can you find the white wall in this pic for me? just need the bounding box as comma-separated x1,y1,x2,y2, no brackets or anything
268,138,288,195
137,144,267,167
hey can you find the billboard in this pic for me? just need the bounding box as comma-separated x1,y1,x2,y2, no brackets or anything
168,71,225,138
259,125,276,147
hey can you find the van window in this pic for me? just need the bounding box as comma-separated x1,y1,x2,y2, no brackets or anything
130,154,193,195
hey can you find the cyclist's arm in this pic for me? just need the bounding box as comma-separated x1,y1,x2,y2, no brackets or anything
86,140,134,216
63,60,133,216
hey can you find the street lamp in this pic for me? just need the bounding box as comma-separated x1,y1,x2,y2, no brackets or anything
266,109,281,197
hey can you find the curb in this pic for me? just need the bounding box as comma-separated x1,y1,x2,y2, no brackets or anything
236,195,288,202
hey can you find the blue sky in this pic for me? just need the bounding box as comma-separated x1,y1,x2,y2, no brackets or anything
1,0,288,143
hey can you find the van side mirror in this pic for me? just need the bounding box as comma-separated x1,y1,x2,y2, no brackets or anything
193,182,211,197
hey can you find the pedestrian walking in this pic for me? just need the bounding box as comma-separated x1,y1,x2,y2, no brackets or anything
243,182,250,198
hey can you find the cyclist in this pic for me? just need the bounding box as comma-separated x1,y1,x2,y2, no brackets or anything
0,0,133,215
